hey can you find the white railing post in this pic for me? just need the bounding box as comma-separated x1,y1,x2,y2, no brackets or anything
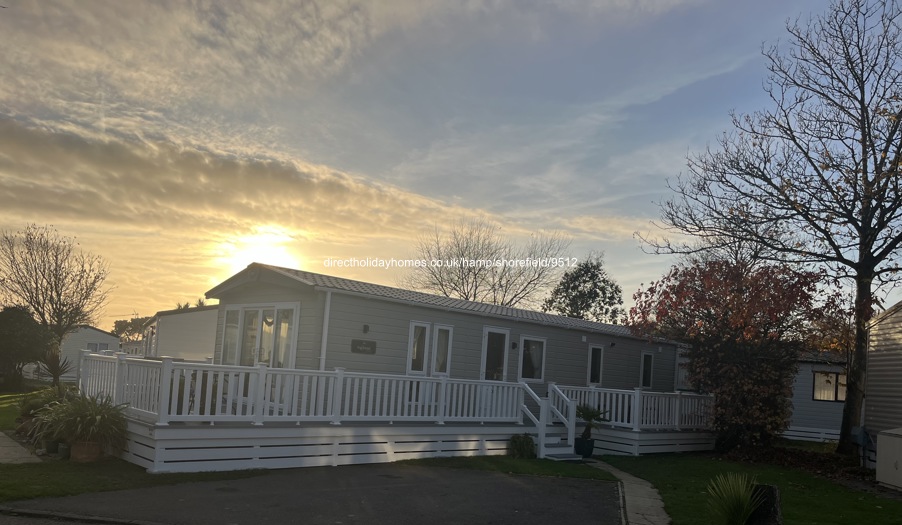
547,382,557,420
157,357,174,426
330,367,345,425
78,350,92,394
437,376,447,425
516,385,525,425
113,352,128,405
631,387,642,432
675,391,683,430
567,398,577,446
537,397,548,459
252,363,268,426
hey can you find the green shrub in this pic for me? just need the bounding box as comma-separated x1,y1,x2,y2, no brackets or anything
507,433,536,459
31,393,127,451
17,387,66,418
706,472,764,525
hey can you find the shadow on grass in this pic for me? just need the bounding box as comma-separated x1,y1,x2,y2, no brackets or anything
0,457,265,503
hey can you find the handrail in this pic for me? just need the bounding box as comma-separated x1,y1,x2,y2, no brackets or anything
518,382,547,458
558,385,712,430
548,383,576,446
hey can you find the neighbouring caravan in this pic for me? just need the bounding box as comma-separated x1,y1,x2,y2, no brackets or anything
142,305,218,362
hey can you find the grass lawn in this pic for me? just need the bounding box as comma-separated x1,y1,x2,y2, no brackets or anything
0,392,28,430
404,455,618,481
0,459,264,502
604,453,902,525
0,389,264,502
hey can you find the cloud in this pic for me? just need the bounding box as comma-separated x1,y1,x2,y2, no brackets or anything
1,2,373,111
558,215,652,242
0,118,483,240
0,117,492,320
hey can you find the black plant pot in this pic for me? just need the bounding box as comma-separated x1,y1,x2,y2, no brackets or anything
574,437,595,458
43,440,60,455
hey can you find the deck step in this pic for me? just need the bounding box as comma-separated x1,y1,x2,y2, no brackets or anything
544,453,583,462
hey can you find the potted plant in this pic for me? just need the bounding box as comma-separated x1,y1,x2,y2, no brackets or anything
31,393,128,462
574,404,607,458
29,399,65,454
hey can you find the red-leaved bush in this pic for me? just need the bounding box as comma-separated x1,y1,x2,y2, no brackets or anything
629,260,843,451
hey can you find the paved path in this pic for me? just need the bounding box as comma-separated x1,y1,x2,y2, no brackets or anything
588,459,671,525
0,431,39,464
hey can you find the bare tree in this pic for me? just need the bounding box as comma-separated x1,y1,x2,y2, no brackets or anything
402,218,571,308
642,0,902,453
0,224,110,344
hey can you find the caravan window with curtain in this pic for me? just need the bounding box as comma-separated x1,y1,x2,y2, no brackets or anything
519,336,546,382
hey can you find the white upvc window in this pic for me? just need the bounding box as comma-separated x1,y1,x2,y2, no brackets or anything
640,352,654,389
219,302,299,368
407,321,431,375
588,346,604,385
518,336,546,382
431,325,453,376
813,371,847,402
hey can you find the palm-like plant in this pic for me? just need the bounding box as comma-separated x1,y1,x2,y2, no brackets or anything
706,472,764,525
576,404,607,440
39,348,72,392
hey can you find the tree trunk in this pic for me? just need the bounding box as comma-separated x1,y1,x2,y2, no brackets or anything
836,273,872,455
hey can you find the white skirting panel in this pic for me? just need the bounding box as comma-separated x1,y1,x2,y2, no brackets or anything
592,427,715,456
121,420,522,473
782,426,840,442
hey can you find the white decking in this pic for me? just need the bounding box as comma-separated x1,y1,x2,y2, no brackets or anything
79,352,714,472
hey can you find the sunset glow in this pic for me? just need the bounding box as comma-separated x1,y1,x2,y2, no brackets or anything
214,227,304,280
0,0,828,330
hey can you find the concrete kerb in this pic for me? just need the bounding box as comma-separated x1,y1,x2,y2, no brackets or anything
585,458,672,525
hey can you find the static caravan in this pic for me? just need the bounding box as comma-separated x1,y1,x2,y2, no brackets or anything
60,326,120,380
785,351,846,442
866,302,902,486
79,263,714,473
142,305,218,362
205,263,679,392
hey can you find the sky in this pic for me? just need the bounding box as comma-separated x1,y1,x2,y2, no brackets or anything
0,0,827,332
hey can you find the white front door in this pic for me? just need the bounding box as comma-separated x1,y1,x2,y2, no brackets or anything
481,327,509,381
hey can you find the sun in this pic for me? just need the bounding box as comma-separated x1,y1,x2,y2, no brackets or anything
214,226,303,278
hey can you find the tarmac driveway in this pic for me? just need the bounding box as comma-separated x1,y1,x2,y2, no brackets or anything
4,463,622,525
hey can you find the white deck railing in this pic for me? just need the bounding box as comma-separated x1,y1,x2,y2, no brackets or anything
557,385,712,431
79,352,526,427
78,352,712,459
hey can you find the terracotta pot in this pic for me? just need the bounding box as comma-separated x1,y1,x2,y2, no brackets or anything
70,441,102,463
